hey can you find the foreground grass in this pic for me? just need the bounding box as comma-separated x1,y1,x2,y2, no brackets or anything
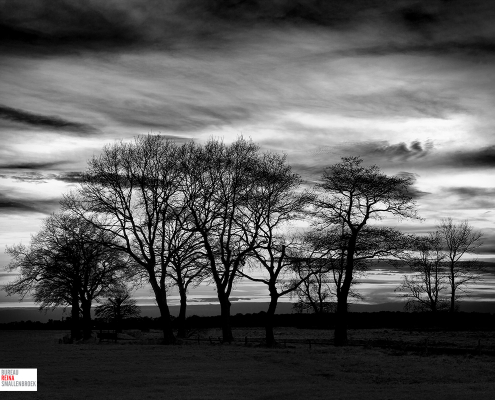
1,330,495,400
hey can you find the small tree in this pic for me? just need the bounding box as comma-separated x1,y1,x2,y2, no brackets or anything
313,157,418,345
395,234,450,312
437,218,483,312
292,262,337,315
5,212,125,340
95,285,141,333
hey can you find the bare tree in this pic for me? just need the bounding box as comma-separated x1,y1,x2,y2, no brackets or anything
395,233,450,312
236,152,310,346
163,210,208,338
291,260,338,315
5,213,125,340
313,157,418,345
291,228,365,317
95,285,141,333
437,218,483,312
293,225,402,319
181,138,276,343
63,135,185,344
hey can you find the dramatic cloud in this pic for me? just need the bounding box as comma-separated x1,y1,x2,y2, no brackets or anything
448,146,495,169
354,141,433,162
0,105,98,134
52,172,85,183
445,187,495,198
2,0,495,55
0,161,69,171
1,0,495,310
0,192,60,215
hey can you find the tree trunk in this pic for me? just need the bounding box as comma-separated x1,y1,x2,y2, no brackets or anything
265,293,278,347
150,279,176,344
70,288,80,341
115,304,122,333
219,294,233,343
450,268,456,312
81,300,93,340
334,233,356,346
177,288,187,339
334,292,349,346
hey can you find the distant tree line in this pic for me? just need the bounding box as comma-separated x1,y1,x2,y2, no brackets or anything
3,135,485,346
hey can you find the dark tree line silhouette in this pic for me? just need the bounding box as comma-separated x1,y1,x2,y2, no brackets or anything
3,135,485,345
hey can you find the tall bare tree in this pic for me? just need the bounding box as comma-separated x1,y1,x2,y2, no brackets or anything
181,138,276,343
313,157,418,345
63,135,185,344
437,218,483,312
163,210,208,338
395,233,450,312
237,152,310,346
5,213,125,340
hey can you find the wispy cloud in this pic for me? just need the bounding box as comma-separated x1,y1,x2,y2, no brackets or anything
442,186,495,210
0,192,59,215
0,105,98,135
0,161,69,171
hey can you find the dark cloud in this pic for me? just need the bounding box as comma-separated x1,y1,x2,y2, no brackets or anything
0,192,60,215
2,0,494,55
52,172,85,183
0,171,85,184
373,141,433,161
0,105,98,134
0,161,69,171
336,140,433,162
327,142,495,171
448,146,495,168
342,39,495,59
10,173,48,183
442,186,495,210
445,187,495,198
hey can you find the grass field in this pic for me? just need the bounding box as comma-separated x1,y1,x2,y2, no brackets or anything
1,329,495,400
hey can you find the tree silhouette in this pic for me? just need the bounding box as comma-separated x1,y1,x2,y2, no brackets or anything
164,209,208,338
95,285,141,333
237,152,309,346
292,227,365,317
313,157,418,345
63,135,186,344
181,138,295,343
437,218,483,312
395,233,450,312
5,212,125,340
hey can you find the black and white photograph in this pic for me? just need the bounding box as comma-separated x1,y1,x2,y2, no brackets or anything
1,1,495,399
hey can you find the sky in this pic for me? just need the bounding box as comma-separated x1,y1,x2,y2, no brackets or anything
1,0,495,314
